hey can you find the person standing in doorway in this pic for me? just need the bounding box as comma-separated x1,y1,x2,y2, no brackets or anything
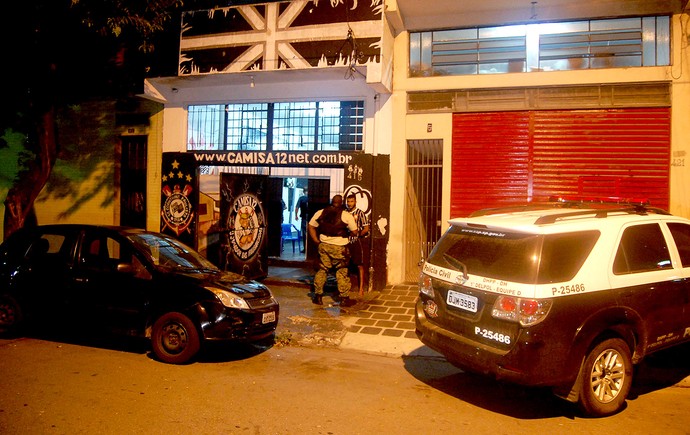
346,193,370,297
294,187,308,253
308,195,358,307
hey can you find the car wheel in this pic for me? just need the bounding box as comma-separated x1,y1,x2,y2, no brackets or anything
0,294,23,335
253,332,276,349
578,338,633,417
151,312,201,364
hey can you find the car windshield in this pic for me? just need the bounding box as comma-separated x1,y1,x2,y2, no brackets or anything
128,233,220,272
428,225,599,284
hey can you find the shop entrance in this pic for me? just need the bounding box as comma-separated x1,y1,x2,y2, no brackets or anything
196,166,340,279
268,177,330,264
160,152,389,291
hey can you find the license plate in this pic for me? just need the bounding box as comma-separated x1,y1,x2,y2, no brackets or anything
446,290,478,313
262,311,276,324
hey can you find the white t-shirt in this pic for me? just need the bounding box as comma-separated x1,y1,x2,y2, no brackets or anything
309,208,357,246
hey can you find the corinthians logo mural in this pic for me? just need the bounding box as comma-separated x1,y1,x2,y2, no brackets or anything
160,156,198,246
228,192,264,260
161,183,194,234
219,173,268,280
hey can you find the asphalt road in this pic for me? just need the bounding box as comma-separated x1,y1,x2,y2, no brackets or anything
2,333,690,434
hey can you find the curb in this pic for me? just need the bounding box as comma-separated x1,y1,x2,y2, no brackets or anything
266,279,690,389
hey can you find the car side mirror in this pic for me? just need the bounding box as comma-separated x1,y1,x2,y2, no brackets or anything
116,263,137,275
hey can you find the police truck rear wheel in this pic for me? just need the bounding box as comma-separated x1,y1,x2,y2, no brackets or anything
578,338,632,417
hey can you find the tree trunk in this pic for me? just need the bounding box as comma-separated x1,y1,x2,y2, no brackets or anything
3,107,58,239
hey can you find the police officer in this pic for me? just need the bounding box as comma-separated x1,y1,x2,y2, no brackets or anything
308,194,358,307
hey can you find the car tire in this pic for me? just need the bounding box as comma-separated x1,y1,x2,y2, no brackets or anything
578,338,633,417
151,312,201,364
0,294,23,336
253,332,276,349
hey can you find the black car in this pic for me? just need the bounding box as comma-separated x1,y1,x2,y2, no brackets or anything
0,224,279,364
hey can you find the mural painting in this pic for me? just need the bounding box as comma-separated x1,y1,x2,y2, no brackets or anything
160,153,198,247
179,0,383,75
344,153,389,291
218,173,268,280
1,101,126,241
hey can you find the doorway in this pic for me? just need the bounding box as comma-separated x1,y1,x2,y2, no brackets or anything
272,177,330,264
120,136,147,228
404,139,443,282
278,177,306,261
196,167,341,274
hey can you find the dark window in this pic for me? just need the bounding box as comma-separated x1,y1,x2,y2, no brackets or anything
26,238,50,260
81,235,127,268
613,224,672,274
537,231,600,283
668,222,690,267
27,234,69,263
21,232,73,281
429,226,599,284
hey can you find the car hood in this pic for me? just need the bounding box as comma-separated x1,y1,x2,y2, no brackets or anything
162,268,273,299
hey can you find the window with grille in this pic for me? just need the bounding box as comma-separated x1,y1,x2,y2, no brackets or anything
410,16,670,77
227,103,269,150
187,100,364,151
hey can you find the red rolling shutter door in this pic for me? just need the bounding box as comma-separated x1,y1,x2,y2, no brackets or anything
451,112,531,218
451,108,670,218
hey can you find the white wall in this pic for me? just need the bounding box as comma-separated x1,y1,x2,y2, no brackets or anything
385,13,690,285
159,77,381,155
669,13,690,218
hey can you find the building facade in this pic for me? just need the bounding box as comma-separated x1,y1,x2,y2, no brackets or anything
144,0,690,286
22,0,690,288
384,0,690,282
145,0,394,289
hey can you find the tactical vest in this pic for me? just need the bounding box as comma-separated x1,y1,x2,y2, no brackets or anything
317,207,349,237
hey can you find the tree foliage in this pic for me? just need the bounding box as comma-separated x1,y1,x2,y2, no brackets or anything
72,0,183,53
1,0,186,237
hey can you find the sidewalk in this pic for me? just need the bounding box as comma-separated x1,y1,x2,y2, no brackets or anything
263,274,443,360
263,272,690,389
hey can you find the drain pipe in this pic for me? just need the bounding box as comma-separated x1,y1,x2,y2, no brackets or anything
368,93,379,293
367,182,375,293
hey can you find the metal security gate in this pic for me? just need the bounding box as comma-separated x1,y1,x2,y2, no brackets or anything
404,139,443,282
451,108,671,217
